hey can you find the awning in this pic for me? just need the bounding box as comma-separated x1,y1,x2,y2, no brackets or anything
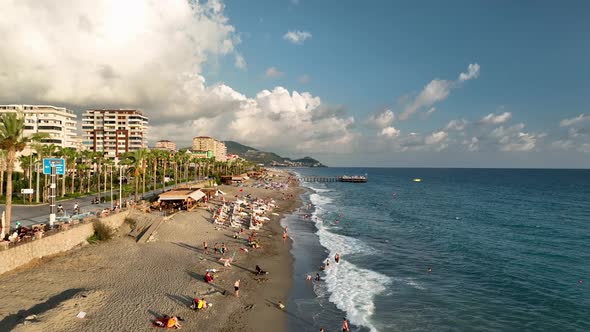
189,190,206,201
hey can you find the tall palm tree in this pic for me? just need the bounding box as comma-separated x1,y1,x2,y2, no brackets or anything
0,150,5,196
0,112,35,238
59,147,78,196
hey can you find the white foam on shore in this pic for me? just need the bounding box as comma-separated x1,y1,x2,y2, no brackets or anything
309,186,333,193
309,191,391,332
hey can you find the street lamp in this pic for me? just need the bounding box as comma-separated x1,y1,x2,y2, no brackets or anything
119,165,123,209
109,165,113,210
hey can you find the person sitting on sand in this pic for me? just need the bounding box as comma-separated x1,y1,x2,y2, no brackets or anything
167,316,182,329
204,271,214,283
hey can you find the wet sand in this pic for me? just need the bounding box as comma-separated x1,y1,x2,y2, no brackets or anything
0,172,302,332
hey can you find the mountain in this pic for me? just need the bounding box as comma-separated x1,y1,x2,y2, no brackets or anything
224,141,326,167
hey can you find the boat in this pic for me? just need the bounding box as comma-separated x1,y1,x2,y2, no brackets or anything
413,178,422,182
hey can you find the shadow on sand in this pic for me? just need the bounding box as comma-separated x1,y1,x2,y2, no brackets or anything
0,288,86,331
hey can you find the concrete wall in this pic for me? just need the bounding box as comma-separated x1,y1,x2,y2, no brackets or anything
0,210,130,276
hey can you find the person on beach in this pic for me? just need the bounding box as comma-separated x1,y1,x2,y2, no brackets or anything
306,275,312,281
221,243,227,255
342,318,350,331
326,259,330,269
214,243,219,254
278,301,285,310
204,271,214,283
282,232,287,243
167,316,182,329
335,253,340,263
203,241,208,254
320,328,325,332
234,279,240,297
315,273,321,281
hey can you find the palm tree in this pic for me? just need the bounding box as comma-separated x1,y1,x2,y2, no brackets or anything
0,150,5,196
0,112,34,238
59,147,78,196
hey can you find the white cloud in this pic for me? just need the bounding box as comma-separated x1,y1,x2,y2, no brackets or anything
425,131,448,145
464,137,479,151
298,74,311,84
234,53,247,69
551,140,574,150
283,30,312,44
560,113,590,127
490,123,538,151
479,112,512,125
380,126,400,138
458,63,480,82
0,0,240,125
399,63,480,120
445,119,468,131
399,79,451,120
265,67,284,79
366,109,395,128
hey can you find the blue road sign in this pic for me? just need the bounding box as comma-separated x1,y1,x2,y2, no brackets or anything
43,158,65,175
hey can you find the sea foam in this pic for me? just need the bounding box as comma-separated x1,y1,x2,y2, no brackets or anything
310,191,391,332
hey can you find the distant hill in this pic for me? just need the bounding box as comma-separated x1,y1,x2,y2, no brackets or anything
224,141,326,167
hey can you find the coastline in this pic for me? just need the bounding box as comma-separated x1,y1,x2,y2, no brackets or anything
0,169,302,331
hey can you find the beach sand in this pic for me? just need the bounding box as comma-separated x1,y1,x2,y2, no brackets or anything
0,171,303,331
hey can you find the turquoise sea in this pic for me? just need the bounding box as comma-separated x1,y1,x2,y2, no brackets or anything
283,168,590,332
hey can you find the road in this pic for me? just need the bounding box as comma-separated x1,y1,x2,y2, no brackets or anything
2,179,209,229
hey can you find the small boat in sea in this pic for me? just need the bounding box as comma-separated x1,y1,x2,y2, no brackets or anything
413,178,422,182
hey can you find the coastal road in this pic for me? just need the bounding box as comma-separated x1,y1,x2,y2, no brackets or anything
2,179,209,229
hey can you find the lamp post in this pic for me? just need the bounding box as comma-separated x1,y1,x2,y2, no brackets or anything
119,165,123,209
110,165,113,210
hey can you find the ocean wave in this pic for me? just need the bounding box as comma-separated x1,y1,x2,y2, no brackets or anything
312,206,390,332
310,193,333,208
308,186,333,193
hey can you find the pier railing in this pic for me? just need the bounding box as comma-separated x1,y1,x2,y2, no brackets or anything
299,175,367,183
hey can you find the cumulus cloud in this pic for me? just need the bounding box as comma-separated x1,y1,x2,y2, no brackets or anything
265,67,284,79
458,63,480,82
366,109,395,128
0,0,239,125
490,123,538,151
479,112,512,125
560,113,590,127
399,63,479,120
425,131,448,145
380,126,400,138
445,119,468,131
283,30,312,44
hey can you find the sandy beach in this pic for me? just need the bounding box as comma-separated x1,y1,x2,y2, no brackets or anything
0,171,303,332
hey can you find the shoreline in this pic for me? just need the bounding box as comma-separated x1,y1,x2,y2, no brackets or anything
0,169,302,331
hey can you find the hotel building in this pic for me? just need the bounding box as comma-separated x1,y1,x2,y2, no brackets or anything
154,140,176,152
191,136,227,161
82,109,148,158
0,104,78,149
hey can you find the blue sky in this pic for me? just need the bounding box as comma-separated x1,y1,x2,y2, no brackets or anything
203,0,590,167
1,0,589,167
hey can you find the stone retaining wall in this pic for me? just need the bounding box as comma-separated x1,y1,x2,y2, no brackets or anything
0,210,131,275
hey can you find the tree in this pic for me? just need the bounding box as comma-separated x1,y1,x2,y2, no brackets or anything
60,147,78,196
0,112,33,238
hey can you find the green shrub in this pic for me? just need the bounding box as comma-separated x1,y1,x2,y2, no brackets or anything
88,219,114,242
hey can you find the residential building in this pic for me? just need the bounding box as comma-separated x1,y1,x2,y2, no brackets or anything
154,140,176,152
82,109,148,158
0,104,78,149
191,136,226,161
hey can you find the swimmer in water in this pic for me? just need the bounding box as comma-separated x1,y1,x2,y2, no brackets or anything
427,267,432,273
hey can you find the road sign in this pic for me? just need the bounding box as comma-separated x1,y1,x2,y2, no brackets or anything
43,158,65,175
21,188,34,194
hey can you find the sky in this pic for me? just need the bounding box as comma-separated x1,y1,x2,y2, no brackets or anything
0,0,589,167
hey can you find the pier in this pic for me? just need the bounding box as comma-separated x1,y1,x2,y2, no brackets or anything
299,175,367,183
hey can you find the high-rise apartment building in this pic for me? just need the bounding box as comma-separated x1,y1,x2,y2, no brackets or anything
154,140,176,152
191,136,227,161
82,109,148,158
0,104,78,149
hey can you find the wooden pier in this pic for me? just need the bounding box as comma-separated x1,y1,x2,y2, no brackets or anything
299,175,367,183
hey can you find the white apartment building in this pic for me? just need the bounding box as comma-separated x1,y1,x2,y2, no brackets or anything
191,136,227,161
82,109,148,158
0,104,78,149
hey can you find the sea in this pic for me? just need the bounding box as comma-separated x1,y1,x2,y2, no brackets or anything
282,168,590,332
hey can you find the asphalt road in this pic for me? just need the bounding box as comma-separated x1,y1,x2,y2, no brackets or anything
2,180,206,229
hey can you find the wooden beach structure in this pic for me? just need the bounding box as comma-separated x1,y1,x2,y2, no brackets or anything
298,175,368,183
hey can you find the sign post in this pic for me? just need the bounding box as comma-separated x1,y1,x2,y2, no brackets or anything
43,158,63,228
